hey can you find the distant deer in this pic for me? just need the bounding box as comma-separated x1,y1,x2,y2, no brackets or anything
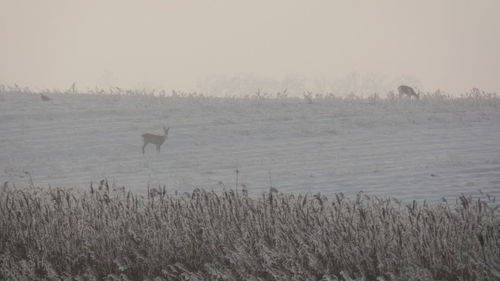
40,94,51,101
142,127,169,154
398,85,420,100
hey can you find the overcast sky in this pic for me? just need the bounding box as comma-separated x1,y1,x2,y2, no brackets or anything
1,0,499,94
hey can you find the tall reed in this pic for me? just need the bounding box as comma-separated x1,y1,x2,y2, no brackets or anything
0,184,498,281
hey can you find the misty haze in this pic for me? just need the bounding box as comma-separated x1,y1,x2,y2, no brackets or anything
1,1,499,280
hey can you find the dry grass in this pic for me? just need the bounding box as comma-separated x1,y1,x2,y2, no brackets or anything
0,182,499,281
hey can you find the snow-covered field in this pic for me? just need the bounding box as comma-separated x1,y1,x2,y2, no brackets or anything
1,91,499,202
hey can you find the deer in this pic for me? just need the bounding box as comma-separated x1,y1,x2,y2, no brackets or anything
398,85,420,100
142,127,169,154
40,94,51,101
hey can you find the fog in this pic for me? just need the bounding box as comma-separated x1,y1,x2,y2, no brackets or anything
1,0,499,95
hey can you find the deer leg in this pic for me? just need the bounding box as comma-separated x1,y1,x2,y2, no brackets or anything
156,144,161,152
142,142,147,154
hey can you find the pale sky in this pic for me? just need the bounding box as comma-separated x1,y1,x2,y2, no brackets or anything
1,0,499,95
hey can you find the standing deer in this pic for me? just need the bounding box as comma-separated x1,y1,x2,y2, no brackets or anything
142,127,169,154
398,85,420,100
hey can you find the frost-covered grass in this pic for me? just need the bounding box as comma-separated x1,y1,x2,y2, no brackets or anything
1,86,500,279
1,184,499,281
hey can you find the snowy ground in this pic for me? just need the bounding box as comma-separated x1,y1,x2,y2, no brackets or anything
1,91,499,202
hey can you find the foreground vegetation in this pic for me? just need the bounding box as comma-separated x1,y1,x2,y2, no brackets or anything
0,183,499,281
